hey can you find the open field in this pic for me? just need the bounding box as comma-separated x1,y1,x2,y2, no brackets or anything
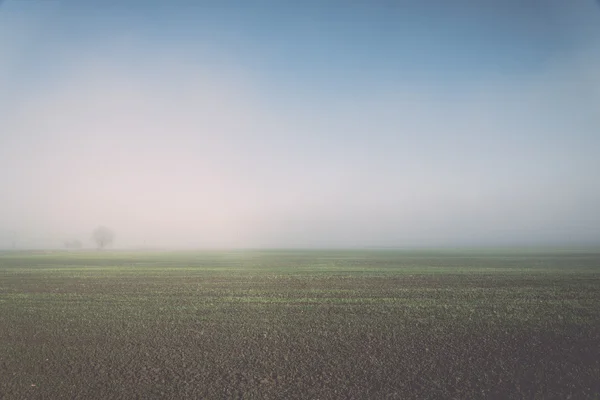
1,249,599,399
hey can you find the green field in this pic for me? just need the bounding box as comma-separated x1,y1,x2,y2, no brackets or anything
1,249,599,399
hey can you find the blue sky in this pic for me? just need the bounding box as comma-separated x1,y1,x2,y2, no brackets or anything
1,0,599,248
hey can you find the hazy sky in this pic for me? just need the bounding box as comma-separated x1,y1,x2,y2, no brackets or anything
1,0,599,248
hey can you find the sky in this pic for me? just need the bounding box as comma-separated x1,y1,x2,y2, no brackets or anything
1,0,599,249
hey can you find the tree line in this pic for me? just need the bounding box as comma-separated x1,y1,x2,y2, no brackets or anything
63,226,115,250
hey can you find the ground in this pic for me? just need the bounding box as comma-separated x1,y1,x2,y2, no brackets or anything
1,249,599,399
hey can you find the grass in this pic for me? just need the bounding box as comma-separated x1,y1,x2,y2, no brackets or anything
1,249,599,399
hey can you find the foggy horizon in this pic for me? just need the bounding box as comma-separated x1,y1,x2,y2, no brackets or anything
1,1,600,250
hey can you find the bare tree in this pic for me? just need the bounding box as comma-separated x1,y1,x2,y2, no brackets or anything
92,226,115,250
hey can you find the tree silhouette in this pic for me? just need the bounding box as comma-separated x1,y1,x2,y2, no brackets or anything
92,226,115,250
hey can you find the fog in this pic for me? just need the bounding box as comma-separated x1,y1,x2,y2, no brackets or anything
1,1,599,249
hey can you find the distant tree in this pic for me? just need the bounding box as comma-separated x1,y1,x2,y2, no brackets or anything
92,226,115,250
64,240,82,249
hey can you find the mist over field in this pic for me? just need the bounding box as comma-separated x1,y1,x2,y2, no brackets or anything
1,0,600,249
